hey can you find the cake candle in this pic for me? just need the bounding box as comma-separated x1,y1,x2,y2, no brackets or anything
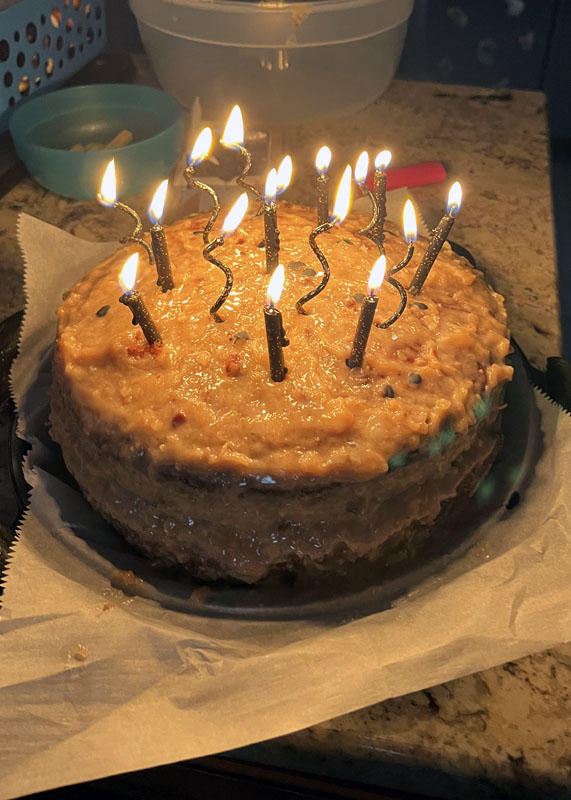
346,255,386,369
370,150,391,252
203,192,249,322
263,168,280,274
296,165,353,315
220,104,263,211
389,199,418,275
262,156,292,274
354,151,379,242
97,159,154,263
315,146,332,226
264,264,289,382
118,253,162,346
148,179,174,292
184,126,221,245
409,182,462,295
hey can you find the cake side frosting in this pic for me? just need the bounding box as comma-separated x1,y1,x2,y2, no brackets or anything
53,204,513,484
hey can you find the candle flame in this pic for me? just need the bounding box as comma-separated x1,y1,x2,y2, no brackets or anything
149,179,168,226
354,150,369,185
189,126,213,166
315,145,332,176
446,181,462,215
265,168,278,205
330,165,352,224
222,192,249,235
367,255,386,297
374,149,392,171
118,252,139,295
403,199,418,243
220,104,244,149
266,263,285,308
98,159,117,206
276,155,293,195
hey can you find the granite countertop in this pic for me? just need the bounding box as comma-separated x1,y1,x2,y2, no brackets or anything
0,79,569,799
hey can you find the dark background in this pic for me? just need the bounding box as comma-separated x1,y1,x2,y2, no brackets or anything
107,0,571,359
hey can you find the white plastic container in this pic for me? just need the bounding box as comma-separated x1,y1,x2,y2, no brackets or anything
129,0,414,127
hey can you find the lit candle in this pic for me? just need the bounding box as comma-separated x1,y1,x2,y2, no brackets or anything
264,263,289,382
263,168,279,274
262,156,292,274
409,182,462,295
370,149,392,252
118,253,162,346
220,104,263,210
148,179,174,293
184,126,220,244
374,198,418,330
346,255,386,369
97,159,154,263
354,150,379,241
389,199,418,275
202,192,249,322
315,146,332,226
296,165,352,315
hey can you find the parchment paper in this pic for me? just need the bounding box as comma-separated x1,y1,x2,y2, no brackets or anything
1,210,571,800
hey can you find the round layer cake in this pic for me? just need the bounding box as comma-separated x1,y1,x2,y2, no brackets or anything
50,203,513,583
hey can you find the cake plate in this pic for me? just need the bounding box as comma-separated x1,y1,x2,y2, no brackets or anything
4,324,541,623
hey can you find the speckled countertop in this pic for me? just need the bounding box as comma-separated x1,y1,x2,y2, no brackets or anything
0,80,569,799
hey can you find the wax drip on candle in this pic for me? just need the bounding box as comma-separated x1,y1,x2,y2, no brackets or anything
220,105,263,212
97,159,154,264
346,255,386,369
409,182,462,295
264,263,289,382
148,179,174,292
118,253,162,346
202,192,248,322
296,165,352,315
184,126,221,245
354,151,380,242
315,146,332,226
370,149,391,253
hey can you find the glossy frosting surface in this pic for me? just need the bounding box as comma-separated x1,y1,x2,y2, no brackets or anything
55,204,513,482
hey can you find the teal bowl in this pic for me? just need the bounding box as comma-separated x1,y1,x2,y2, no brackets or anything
9,84,184,200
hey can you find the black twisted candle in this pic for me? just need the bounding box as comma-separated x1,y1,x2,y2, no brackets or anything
295,220,332,315
296,164,353,315
150,225,174,292
370,150,391,252
220,105,263,213
264,263,289,382
97,159,154,263
117,253,161,346
315,146,332,226
409,183,461,295
388,200,417,276
203,236,234,323
201,192,248,322
346,294,379,369
148,179,174,292
346,255,386,369
185,126,221,245
119,291,162,346
354,151,380,244
263,202,280,274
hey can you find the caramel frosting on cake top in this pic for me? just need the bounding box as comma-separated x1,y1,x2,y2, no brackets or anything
55,203,513,483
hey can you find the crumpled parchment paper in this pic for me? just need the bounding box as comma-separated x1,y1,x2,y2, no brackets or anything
1,210,570,800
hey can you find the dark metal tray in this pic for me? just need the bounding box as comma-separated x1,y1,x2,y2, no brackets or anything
0,315,540,623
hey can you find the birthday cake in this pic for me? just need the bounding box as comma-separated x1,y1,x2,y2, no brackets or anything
50,203,513,583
